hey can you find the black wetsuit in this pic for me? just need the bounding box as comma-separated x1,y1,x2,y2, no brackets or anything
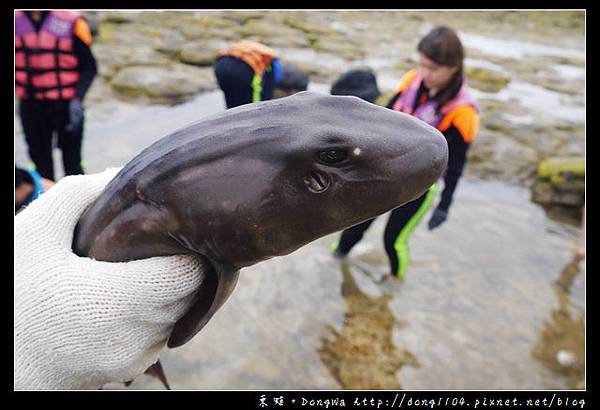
214,55,276,109
17,11,97,181
334,81,473,278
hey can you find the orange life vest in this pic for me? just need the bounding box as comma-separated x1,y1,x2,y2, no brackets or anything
392,69,480,143
15,10,82,100
218,40,278,76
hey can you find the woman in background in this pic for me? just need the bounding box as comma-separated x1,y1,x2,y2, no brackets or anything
333,26,480,280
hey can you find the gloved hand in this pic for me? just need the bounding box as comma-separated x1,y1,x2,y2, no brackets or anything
65,98,84,133
427,207,448,230
14,168,207,390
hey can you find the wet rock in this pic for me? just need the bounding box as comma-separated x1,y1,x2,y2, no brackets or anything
466,67,511,93
394,55,418,75
476,99,584,167
177,41,228,67
283,17,341,37
527,75,583,96
99,11,137,25
92,44,172,80
109,65,217,104
84,78,114,104
91,44,124,79
481,113,563,156
556,139,585,158
95,21,122,44
318,264,417,389
81,11,100,38
258,33,311,49
531,157,585,209
466,130,540,182
96,20,165,47
285,60,343,84
120,45,172,67
179,24,212,40
154,41,183,58
482,112,521,136
537,157,585,187
281,16,366,59
234,18,310,48
192,14,239,29
177,17,240,41
532,256,584,386
309,35,366,61
548,56,585,67
219,11,266,25
146,29,186,56
515,11,584,31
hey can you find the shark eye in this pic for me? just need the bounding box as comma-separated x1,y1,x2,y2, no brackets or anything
318,149,348,165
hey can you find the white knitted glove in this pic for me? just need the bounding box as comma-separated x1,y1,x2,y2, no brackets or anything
14,168,206,390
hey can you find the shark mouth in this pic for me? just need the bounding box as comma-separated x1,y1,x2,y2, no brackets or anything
304,170,330,193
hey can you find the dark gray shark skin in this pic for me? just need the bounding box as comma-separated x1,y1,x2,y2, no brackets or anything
73,91,448,350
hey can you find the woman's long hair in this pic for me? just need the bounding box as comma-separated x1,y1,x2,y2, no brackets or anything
417,26,465,113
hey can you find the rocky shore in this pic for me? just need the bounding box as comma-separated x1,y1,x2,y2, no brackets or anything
80,10,585,223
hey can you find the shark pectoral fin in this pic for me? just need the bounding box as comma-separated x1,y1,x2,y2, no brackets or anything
167,262,239,348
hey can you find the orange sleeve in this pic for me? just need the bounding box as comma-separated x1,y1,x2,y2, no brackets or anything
73,18,93,46
393,69,418,94
438,105,480,143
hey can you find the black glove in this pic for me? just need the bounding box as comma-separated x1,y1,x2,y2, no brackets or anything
428,208,448,230
65,99,84,133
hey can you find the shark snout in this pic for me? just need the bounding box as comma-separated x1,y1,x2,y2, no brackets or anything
381,114,449,203
415,136,448,184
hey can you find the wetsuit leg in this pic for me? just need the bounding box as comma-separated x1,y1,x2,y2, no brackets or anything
56,100,84,176
19,100,55,181
214,56,255,109
332,218,377,256
383,184,438,278
260,67,275,101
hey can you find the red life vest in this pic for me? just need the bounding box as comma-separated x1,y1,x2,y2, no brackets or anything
392,69,479,131
15,10,81,100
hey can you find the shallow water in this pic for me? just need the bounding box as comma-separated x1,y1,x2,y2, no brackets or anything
16,90,584,390
494,82,584,124
459,32,585,60
126,175,584,390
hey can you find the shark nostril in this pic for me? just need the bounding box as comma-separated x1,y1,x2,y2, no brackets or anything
312,171,325,187
304,170,330,193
